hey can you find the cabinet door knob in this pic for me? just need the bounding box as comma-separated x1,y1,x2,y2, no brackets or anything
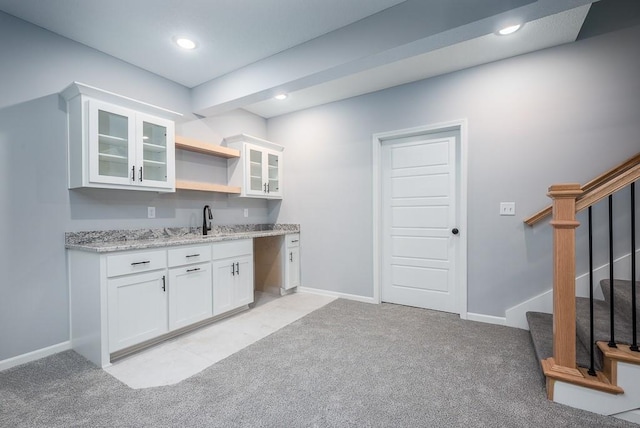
452,228,459,235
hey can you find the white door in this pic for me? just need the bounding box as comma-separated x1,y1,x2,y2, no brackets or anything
88,100,136,186
212,259,234,316
168,262,212,330
107,271,168,352
285,246,301,290
234,256,254,307
381,136,458,313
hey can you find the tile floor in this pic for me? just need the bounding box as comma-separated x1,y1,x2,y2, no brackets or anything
104,290,336,389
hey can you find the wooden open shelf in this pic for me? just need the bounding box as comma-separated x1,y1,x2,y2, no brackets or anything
175,135,240,158
175,180,241,194
174,135,241,194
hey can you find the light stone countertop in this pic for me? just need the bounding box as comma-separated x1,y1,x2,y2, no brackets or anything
65,224,299,253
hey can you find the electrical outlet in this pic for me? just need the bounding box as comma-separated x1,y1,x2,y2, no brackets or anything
147,206,156,219
499,202,515,216
244,208,249,218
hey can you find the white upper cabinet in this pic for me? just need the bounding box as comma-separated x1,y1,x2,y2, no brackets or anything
62,82,179,192
225,134,284,199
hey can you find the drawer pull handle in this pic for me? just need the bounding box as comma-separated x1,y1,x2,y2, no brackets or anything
131,260,151,266
290,240,299,243
186,268,200,273
185,254,200,258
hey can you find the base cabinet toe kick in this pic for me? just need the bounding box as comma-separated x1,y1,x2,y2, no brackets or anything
68,233,300,367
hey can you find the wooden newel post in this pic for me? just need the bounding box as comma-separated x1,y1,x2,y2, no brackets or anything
548,184,583,368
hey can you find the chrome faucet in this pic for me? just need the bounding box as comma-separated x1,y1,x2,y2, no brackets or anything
203,205,213,235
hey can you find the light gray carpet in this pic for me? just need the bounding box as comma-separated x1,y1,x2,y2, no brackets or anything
1,299,636,427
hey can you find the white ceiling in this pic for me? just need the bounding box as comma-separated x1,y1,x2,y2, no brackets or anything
0,0,597,118
0,0,406,88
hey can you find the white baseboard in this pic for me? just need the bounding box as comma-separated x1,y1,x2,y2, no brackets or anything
297,286,377,304
613,408,640,424
505,249,640,330
466,312,506,326
0,341,71,372
505,289,553,330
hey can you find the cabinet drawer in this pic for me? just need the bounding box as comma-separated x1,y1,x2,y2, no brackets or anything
286,234,300,248
211,239,252,260
168,244,212,267
107,249,167,278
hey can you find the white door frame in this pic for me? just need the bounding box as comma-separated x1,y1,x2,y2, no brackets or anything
372,119,468,319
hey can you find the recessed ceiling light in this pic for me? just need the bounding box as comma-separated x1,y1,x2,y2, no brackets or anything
176,38,197,50
498,24,521,36
274,94,288,100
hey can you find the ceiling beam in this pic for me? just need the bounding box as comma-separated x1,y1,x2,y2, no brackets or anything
191,0,595,117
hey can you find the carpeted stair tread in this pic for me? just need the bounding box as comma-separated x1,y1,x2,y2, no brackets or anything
576,297,636,345
601,279,640,328
576,297,639,371
526,311,592,370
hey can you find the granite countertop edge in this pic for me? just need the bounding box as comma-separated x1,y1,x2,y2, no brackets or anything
65,224,300,253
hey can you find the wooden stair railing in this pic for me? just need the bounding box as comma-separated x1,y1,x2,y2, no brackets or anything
545,184,582,372
528,154,640,399
525,153,640,226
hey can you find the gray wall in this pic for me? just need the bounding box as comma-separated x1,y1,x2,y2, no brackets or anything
267,24,640,316
0,13,269,360
2,10,639,361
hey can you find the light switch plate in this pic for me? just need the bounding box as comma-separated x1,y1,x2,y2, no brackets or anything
148,206,156,219
500,202,515,216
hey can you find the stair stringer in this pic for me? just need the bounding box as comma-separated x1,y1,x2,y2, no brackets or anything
553,361,640,415
507,248,639,330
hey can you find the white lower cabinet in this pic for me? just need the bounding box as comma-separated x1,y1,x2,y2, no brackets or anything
168,262,212,330
108,270,168,353
212,255,253,315
284,234,301,290
69,239,257,368
212,239,254,315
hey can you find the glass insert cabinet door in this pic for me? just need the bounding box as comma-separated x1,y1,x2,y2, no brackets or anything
89,101,136,185
267,152,280,194
249,147,264,193
140,120,168,184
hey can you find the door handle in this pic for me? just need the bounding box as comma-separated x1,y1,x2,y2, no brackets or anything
139,166,143,182
231,264,235,276
235,262,239,275
161,275,166,292
131,166,135,181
